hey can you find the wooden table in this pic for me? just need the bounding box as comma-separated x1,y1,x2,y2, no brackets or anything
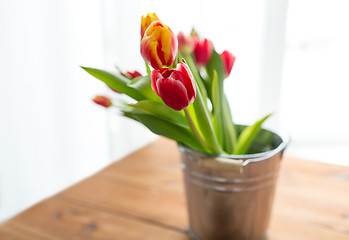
1,138,348,240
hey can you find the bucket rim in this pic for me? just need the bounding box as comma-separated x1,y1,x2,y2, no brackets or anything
178,127,289,166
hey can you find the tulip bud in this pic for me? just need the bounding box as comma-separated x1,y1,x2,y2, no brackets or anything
151,62,196,111
177,31,194,54
140,13,159,39
220,50,236,78
126,71,142,79
93,95,112,108
140,21,178,70
190,29,198,38
193,38,213,67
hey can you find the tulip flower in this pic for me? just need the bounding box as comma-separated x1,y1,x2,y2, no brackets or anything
177,31,194,54
193,38,213,66
190,29,199,38
140,21,178,70
126,71,142,79
140,12,159,39
151,62,196,111
93,95,112,108
220,50,236,78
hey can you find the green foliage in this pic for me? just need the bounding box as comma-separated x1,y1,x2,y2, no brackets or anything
233,114,273,155
122,109,204,152
129,100,188,128
127,76,161,102
81,67,146,101
206,50,237,154
211,70,223,146
222,95,237,154
192,84,223,154
206,50,225,83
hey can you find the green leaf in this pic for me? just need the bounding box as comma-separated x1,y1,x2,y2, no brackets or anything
114,65,130,79
192,84,223,154
124,112,204,152
222,95,237,154
233,113,273,155
81,67,146,101
206,50,238,153
206,50,225,83
205,49,225,108
145,61,151,76
211,70,223,146
169,52,179,68
127,76,161,102
182,54,209,110
129,100,188,128
186,103,201,134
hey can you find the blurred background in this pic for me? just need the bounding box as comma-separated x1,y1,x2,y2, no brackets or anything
0,0,348,222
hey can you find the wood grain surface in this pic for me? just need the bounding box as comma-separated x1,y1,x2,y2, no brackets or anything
1,138,348,239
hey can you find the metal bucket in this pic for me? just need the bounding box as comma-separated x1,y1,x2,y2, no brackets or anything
179,126,288,240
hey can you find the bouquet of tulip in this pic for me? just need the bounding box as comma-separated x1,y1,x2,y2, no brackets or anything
84,13,271,155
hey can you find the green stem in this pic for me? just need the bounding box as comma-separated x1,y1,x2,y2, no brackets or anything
211,70,224,146
145,61,151,76
223,95,237,153
192,84,223,154
184,108,207,149
202,67,212,100
183,53,209,110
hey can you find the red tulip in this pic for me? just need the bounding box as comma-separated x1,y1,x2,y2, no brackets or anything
140,12,159,39
126,71,142,79
140,21,178,70
193,38,213,66
220,50,236,78
151,62,196,111
177,31,194,54
93,95,112,108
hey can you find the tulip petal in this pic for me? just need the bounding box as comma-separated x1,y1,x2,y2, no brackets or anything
141,13,159,39
169,70,196,104
140,35,163,70
157,77,189,111
176,62,196,102
160,26,177,66
151,70,162,95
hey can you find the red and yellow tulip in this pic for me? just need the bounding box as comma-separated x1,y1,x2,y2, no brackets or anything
140,21,178,70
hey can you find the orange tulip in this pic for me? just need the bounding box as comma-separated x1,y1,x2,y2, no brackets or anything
93,95,112,108
140,13,159,39
140,21,178,70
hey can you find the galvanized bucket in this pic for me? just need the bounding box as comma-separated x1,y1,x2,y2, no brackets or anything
179,126,288,240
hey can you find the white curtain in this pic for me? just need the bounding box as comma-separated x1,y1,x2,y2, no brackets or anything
0,0,110,221
279,0,349,165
